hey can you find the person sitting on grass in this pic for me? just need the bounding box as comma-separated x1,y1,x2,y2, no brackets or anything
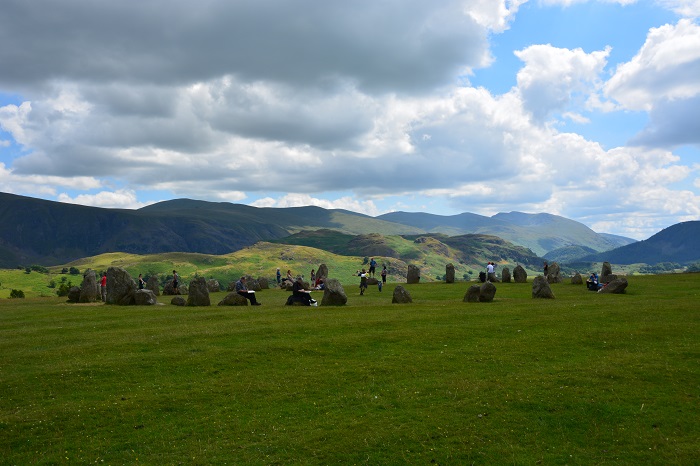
292,276,316,306
235,276,261,305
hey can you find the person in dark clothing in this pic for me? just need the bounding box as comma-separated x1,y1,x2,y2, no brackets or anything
292,276,315,306
138,273,146,290
235,276,261,305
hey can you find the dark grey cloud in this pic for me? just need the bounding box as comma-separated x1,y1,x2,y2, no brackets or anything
0,0,488,94
629,95,700,147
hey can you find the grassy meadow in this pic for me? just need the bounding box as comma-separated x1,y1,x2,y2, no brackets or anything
1,273,698,464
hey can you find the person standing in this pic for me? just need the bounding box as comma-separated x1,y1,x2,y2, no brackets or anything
381,265,387,284
358,269,368,295
138,273,146,290
310,269,316,284
100,272,107,302
235,276,261,305
369,258,377,277
543,261,549,278
172,270,180,294
276,268,281,284
486,262,496,282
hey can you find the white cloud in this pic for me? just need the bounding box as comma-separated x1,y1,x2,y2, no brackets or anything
605,19,700,111
657,0,700,17
514,44,610,122
56,190,150,209
251,193,381,216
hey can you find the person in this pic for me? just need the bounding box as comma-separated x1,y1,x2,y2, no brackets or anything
292,276,315,306
276,268,281,284
138,273,146,290
586,272,601,291
314,278,325,290
381,265,387,284
486,262,496,282
100,272,107,302
369,258,377,277
310,269,316,284
235,276,261,305
172,270,180,294
543,261,549,277
358,269,368,295
286,269,293,282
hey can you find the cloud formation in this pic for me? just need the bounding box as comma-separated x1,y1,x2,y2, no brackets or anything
0,0,698,241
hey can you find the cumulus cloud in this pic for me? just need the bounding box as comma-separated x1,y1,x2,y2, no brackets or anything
514,44,611,122
657,0,700,17
57,189,151,209
251,193,381,216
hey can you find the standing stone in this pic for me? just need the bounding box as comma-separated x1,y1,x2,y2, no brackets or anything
464,285,481,302
321,278,347,306
406,265,420,284
601,262,617,283
147,276,160,295
206,279,221,292
598,278,628,294
218,292,249,306
257,277,270,289
571,273,583,285
501,267,511,283
187,277,211,306
163,279,186,295
392,285,413,304
67,286,81,303
134,289,158,305
79,269,99,303
513,265,528,283
245,276,262,292
532,276,555,299
479,282,497,302
106,267,137,305
546,262,562,283
445,264,455,283
317,264,329,281
171,296,186,306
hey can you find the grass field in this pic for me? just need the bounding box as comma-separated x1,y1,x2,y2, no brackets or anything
1,274,698,464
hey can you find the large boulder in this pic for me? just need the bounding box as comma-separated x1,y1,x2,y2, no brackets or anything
171,296,186,306
218,292,249,306
163,279,185,295
146,276,160,295
464,285,480,303
546,262,562,284
317,264,329,280
479,282,497,302
598,278,628,294
406,265,420,284
321,278,347,306
187,277,211,306
206,279,221,292
513,265,528,283
134,289,158,305
501,267,511,283
245,276,263,292
67,286,81,303
392,285,413,304
601,261,613,278
367,277,379,286
257,277,270,289
79,269,99,303
106,267,137,305
532,276,555,299
445,264,455,284
571,273,583,285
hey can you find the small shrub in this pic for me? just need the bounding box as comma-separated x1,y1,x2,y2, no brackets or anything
9,289,25,299
57,282,73,297
47,280,56,289
69,267,80,275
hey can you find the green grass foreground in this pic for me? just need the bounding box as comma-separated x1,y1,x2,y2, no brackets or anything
1,275,698,464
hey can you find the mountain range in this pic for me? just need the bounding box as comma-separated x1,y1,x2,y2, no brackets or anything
3,191,694,269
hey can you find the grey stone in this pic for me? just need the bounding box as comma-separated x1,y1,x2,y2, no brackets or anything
206,279,220,292
464,285,480,303
513,265,528,283
479,281,497,302
187,277,211,306
571,273,583,285
146,276,160,295
501,267,511,283
218,292,249,306
532,276,555,299
67,286,81,303
106,267,136,305
317,264,329,280
392,285,413,304
257,277,270,289
601,262,613,278
546,262,562,284
134,289,158,305
445,263,455,283
171,296,186,306
598,278,628,294
406,265,420,284
321,278,347,306
79,269,99,303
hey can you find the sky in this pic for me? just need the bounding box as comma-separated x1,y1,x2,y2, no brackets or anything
1,0,699,241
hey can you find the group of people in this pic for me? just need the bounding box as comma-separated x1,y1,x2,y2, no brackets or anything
356,260,388,295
